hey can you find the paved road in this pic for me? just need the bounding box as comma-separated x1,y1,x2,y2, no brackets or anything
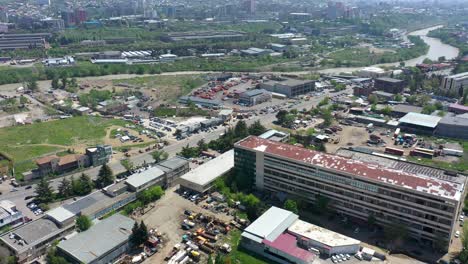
0,86,351,220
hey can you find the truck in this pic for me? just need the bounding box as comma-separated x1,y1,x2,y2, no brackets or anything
220,243,232,253
442,148,463,157
201,232,218,242
385,147,404,156
199,244,214,254
183,219,196,227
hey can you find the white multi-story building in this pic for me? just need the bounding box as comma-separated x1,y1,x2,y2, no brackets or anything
441,72,468,95
0,200,23,228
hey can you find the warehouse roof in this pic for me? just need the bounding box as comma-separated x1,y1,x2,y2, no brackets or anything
242,89,269,97
438,114,468,126
392,104,423,114
156,156,188,171
262,232,316,262
399,112,442,128
46,207,75,224
236,136,463,200
375,77,403,83
180,149,234,186
125,166,165,189
288,220,360,247
57,214,134,263
242,206,299,243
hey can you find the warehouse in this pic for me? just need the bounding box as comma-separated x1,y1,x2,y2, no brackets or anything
398,112,442,134
155,156,190,187
57,214,135,264
435,113,468,140
374,77,405,94
238,89,272,106
179,96,223,109
179,149,234,193
241,206,360,263
288,220,360,256
259,77,315,97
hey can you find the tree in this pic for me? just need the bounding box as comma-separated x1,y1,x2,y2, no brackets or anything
96,164,114,188
58,177,72,198
283,199,299,214
368,94,378,105
381,106,392,115
207,254,213,264
460,223,468,263
130,221,149,247
367,214,376,227
51,77,60,89
73,173,93,195
61,76,68,90
197,139,208,152
234,120,248,138
151,150,169,163
215,254,224,264
394,94,403,102
276,110,288,124
19,95,28,105
314,194,330,214
322,108,333,127
76,215,92,232
462,88,467,105
248,120,266,136
26,78,39,92
35,177,54,204
384,223,408,250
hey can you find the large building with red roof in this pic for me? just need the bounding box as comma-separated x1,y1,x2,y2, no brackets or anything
234,136,467,249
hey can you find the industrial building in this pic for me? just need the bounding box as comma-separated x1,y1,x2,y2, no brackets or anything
179,96,223,109
241,47,272,56
390,104,423,118
238,89,272,106
259,77,315,97
259,129,290,142
179,150,234,193
357,67,387,78
435,113,468,140
155,156,190,187
440,72,468,95
0,200,23,229
1,157,187,263
125,166,166,192
374,77,405,94
166,30,245,42
398,112,442,134
241,206,360,264
0,33,51,50
57,214,135,264
234,136,467,249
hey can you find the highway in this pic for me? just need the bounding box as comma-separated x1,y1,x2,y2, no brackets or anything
0,87,351,220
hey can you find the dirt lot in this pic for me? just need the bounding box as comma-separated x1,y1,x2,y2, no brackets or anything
139,186,233,263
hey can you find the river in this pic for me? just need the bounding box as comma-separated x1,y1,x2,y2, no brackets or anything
317,25,460,74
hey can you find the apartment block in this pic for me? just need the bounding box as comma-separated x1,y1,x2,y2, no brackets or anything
234,136,467,249
440,72,468,96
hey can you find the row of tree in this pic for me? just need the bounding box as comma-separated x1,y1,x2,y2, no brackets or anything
35,164,115,205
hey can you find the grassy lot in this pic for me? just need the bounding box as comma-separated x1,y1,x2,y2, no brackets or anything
112,74,206,102
0,116,128,177
223,230,269,264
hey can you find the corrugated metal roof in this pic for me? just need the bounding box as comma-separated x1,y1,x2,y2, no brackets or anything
288,220,360,247
46,207,75,224
242,206,298,243
57,214,135,263
399,112,442,128
180,150,234,186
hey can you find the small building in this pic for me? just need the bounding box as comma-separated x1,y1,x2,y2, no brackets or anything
353,85,374,97
448,103,468,114
269,43,288,52
34,154,89,178
125,166,166,192
57,214,135,264
357,67,386,78
238,89,272,106
374,77,405,94
259,129,290,142
179,96,223,109
179,149,234,193
241,47,272,56
391,104,423,118
159,53,178,62
86,145,112,166
218,109,233,121
398,112,442,134
155,156,190,187
259,77,315,98
371,91,394,102
0,200,23,229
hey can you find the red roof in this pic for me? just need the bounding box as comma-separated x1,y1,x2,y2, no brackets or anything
263,233,315,262
236,136,461,200
449,103,468,113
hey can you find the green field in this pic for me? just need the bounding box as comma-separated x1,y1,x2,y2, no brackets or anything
0,116,128,177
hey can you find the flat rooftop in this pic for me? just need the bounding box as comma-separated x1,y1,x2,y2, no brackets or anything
335,148,466,185
264,78,313,87
376,77,403,83
0,218,64,253
399,112,442,128
157,156,188,171
180,149,234,186
125,166,165,189
57,214,134,263
236,136,464,201
63,190,134,217
243,206,298,243
288,220,360,248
